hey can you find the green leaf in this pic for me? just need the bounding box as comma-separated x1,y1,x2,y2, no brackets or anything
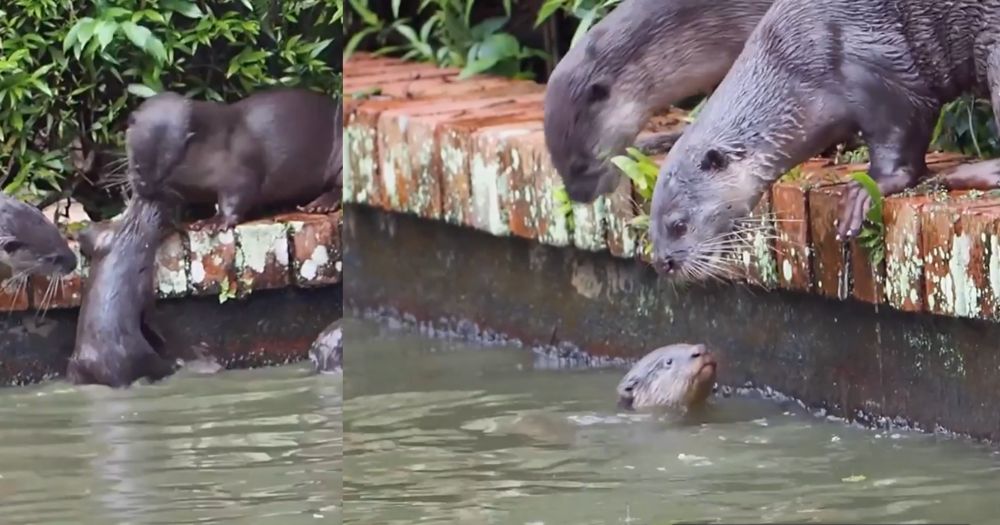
850,171,884,226
127,84,158,98
535,0,565,27
164,0,204,18
96,20,118,50
120,21,152,49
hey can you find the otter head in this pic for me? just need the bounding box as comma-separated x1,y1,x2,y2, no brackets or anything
617,343,717,411
544,0,751,203
0,196,77,277
649,140,769,280
125,91,194,200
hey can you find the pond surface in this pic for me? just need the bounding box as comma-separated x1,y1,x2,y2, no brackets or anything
0,364,341,524
345,317,1000,525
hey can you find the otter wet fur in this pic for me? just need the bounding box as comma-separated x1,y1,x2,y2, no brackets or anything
67,197,176,388
125,88,342,231
648,0,1000,279
309,320,342,374
0,193,77,301
544,0,775,203
617,344,717,412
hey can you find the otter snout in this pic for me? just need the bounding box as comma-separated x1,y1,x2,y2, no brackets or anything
44,251,78,275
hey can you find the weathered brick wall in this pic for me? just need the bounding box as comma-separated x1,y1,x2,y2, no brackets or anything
345,53,1000,323
0,211,343,312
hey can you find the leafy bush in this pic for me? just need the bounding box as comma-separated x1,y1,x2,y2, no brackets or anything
1,0,339,209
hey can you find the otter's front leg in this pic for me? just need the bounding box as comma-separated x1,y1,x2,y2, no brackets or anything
936,48,1000,190
188,177,259,232
299,186,342,214
836,104,937,240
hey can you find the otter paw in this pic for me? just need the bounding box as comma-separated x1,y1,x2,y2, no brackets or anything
187,217,234,234
297,204,341,215
835,183,872,241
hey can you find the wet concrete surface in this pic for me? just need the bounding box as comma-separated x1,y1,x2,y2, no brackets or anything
345,204,1000,442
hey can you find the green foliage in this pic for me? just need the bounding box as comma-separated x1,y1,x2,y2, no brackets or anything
610,147,660,256
552,184,575,231
534,0,622,48
345,0,547,80
1,0,338,203
932,95,1000,159
851,171,885,267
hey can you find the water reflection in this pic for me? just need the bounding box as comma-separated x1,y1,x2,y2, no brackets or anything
346,317,1000,525
0,365,341,525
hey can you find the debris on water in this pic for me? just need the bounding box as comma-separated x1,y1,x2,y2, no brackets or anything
841,474,867,483
677,453,712,466
831,435,842,442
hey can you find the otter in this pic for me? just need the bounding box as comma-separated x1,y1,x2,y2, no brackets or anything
0,193,77,282
544,0,775,203
617,344,717,411
126,88,341,231
648,0,1000,278
67,197,176,388
309,320,342,374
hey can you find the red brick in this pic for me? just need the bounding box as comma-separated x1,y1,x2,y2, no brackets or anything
883,194,932,312
808,184,849,299
772,181,813,292
515,131,572,247
283,212,343,287
374,75,542,100
28,240,86,310
377,93,545,219
920,194,994,317
187,228,237,297
736,192,778,288
955,201,1000,319
343,63,459,95
849,236,885,305
234,221,291,294
606,175,639,259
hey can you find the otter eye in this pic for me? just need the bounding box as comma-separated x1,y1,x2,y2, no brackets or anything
587,83,609,103
2,240,24,254
691,352,701,358
665,358,673,366
668,220,687,238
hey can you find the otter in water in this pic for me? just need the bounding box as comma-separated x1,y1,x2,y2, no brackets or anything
0,193,77,282
309,320,342,374
67,197,176,388
648,0,1000,278
617,344,717,411
125,88,341,231
544,0,774,203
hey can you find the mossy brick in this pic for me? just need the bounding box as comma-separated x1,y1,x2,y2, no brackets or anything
283,212,343,287
234,221,291,293
376,93,545,218
29,240,87,310
883,194,932,312
343,98,404,207
737,192,778,288
187,227,237,296
606,174,640,259
154,231,189,298
571,197,610,252
771,181,813,292
467,125,541,237
920,195,985,317
438,110,544,227
955,202,1000,319
514,131,572,247
808,184,849,299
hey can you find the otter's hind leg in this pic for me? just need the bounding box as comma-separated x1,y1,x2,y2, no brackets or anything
299,186,343,214
636,131,682,156
836,91,937,239
936,48,1000,190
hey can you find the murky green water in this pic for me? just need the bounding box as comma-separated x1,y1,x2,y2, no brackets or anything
345,317,1000,525
0,364,341,524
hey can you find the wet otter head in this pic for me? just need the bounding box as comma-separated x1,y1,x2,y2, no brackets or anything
648,135,771,280
125,91,194,199
544,0,770,203
617,343,717,411
0,196,77,277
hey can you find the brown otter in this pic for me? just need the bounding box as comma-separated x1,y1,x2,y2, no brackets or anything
0,193,77,282
544,0,775,203
67,197,176,388
648,0,1000,277
126,88,341,231
617,344,717,411
309,319,342,374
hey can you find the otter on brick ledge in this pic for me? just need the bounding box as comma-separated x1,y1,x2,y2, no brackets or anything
544,0,774,203
648,0,1000,279
126,88,342,231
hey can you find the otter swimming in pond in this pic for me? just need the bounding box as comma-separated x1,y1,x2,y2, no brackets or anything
125,88,342,231
67,197,176,388
617,344,717,411
647,0,1000,279
309,320,342,374
544,0,775,203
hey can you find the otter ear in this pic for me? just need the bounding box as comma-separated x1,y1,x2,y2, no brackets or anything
587,83,610,103
699,149,730,172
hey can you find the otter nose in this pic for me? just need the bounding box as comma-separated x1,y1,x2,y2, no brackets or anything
50,252,78,274
653,254,676,274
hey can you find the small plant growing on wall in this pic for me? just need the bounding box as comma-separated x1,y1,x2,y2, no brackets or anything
850,171,886,267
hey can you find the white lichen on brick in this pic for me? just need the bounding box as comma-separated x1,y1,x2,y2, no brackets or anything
782,259,793,282
155,236,188,297
571,197,609,252
470,149,509,236
381,138,405,209
299,245,330,281
409,137,436,217
948,233,978,317
440,135,468,224
886,234,922,308
236,223,288,274
345,124,377,204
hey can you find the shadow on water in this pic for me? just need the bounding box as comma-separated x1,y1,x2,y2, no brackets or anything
345,316,1000,525
0,364,341,525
